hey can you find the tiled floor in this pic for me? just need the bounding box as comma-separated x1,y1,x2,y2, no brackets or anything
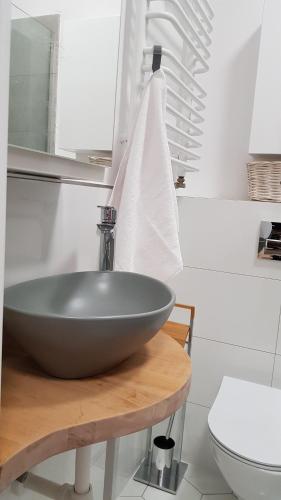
118,465,237,500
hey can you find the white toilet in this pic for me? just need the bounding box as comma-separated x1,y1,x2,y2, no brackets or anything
208,377,281,500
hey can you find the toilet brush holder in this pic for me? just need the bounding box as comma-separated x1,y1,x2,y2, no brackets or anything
133,405,188,494
134,304,195,494
152,436,175,472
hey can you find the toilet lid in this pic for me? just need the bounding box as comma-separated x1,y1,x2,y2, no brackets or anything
208,377,281,468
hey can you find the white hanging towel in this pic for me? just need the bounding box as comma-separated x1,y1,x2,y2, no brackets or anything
109,69,183,282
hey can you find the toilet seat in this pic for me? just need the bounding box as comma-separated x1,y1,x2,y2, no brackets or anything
208,377,281,469
209,431,281,472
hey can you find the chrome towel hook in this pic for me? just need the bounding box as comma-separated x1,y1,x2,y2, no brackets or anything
152,45,162,72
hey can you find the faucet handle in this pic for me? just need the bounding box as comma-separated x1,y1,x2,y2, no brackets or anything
98,206,117,225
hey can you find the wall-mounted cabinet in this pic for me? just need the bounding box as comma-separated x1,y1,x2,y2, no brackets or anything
249,0,281,155
7,0,123,180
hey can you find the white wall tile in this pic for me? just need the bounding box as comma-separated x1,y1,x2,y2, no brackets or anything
276,316,281,354
33,450,75,484
188,337,274,407
118,497,143,500
0,488,12,500
1,485,45,499
5,178,111,286
119,477,146,497
201,496,236,500
272,355,281,389
115,431,147,496
178,197,281,280
182,403,222,477
90,465,106,500
170,267,281,352
91,442,106,465
186,464,231,496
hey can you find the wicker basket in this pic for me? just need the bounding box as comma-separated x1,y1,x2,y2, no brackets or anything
247,161,281,202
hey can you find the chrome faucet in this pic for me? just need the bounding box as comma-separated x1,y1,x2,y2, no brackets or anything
97,206,117,271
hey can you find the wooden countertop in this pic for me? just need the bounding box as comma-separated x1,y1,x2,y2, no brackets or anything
0,331,191,493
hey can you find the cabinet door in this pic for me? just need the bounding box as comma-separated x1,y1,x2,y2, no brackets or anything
0,0,10,400
249,0,281,155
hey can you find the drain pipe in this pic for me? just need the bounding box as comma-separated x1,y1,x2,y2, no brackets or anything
74,446,92,495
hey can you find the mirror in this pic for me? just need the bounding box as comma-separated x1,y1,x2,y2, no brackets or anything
9,1,122,167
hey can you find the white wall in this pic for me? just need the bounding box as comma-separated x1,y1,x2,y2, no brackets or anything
186,0,264,200
4,179,110,285
0,0,10,398
167,196,281,493
165,3,281,494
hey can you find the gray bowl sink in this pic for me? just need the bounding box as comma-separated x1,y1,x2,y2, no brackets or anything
4,271,175,379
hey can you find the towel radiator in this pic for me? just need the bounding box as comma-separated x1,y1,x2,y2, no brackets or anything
142,0,214,187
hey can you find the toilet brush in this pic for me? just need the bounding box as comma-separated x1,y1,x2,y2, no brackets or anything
152,414,176,471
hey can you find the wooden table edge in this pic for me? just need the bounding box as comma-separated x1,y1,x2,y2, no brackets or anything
0,332,191,492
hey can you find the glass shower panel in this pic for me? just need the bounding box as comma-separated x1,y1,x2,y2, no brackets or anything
9,7,53,153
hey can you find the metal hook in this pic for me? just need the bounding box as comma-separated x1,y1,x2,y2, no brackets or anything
152,45,162,72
